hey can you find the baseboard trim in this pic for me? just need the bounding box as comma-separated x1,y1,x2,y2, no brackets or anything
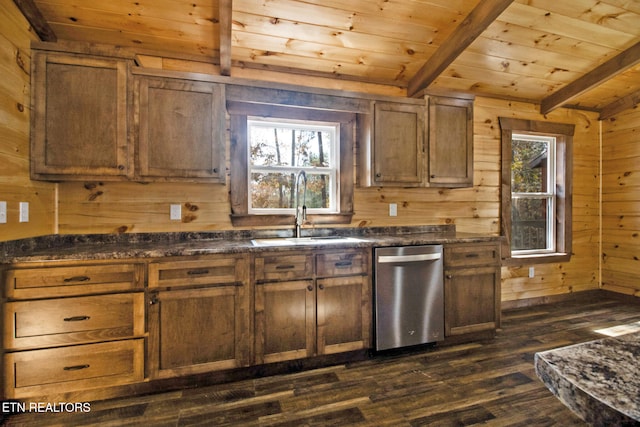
501,289,640,311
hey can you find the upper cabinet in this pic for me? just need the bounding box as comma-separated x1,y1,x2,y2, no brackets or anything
359,101,426,187
30,49,226,183
359,96,474,188
428,96,474,188
134,76,226,182
31,51,131,181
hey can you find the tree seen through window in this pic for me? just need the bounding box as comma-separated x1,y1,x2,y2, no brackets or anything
248,119,338,213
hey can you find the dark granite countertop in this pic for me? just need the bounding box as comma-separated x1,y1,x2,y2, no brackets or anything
0,225,502,263
535,332,640,426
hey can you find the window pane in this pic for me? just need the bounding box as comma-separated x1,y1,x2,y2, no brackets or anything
511,139,548,193
250,126,332,168
251,173,332,209
511,197,550,250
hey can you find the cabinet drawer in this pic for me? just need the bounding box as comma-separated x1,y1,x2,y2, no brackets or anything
4,263,143,299
4,339,144,398
149,255,249,289
4,293,145,350
255,253,313,282
444,243,500,268
316,250,367,277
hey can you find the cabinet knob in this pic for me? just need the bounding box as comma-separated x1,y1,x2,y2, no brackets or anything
213,168,218,173
149,296,159,305
318,284,324,290
446,274,453,279
307,285,313,291
118,164,125,171
375,173,381,178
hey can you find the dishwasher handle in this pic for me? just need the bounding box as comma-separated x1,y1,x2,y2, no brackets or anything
377,253,441,263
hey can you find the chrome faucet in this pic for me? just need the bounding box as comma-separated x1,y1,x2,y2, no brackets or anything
294,171,307,238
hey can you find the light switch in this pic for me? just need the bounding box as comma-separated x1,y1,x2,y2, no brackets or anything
19,202,29,223
389,203,397,217
170,204,182,221
0,201,6,223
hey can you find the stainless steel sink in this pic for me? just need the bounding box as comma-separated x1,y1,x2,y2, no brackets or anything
250,236,366,247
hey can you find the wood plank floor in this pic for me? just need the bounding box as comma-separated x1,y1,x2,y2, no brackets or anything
5,293,640,426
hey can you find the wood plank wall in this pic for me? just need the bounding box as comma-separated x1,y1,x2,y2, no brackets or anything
0,1,55,240
0,11,610,304
54,57,602,303
484,99,601,303
602,107,640,297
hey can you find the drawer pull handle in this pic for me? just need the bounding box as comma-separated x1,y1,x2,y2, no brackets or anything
63,275,90,283
276,265,295,270
334,261,353,268
64,364,90,371
465,253,480,258
187,269,210,275
63,316,91,322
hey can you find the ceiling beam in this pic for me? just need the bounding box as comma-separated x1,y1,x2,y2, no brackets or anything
407,0,514,98
12,0,56,42
219,0,232,76
599,89,640,120
541,41,640,115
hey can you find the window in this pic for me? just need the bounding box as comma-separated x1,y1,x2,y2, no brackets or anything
499,118,574,264
248,118,339,215
228,101,355,227
511,134,556,254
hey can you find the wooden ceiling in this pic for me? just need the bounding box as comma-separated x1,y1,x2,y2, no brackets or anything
15,0,640,118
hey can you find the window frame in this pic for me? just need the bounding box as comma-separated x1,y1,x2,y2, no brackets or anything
247,117,340,215
499,118,574,265
229,101,355,227
511,134,557,255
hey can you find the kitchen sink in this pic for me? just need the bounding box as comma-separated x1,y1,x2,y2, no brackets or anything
251,236,367,247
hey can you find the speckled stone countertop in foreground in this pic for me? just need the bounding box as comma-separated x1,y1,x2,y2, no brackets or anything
0,225,502,263
535,332,640,426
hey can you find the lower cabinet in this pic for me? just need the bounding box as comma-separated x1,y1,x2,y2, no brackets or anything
2,261,145,400
1,241,501,401
255,279,315,363
444,242,501,337
147,255,251,379
254,249,371,364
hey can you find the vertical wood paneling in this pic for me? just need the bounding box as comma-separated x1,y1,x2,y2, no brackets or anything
476,98,601,303
602,107,640,297
0,1,55,241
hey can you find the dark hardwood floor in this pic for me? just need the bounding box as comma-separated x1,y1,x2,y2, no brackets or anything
5,293,640,426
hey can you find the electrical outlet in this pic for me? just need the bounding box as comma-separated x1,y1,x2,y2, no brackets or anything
529,266,535,278
0,201,6,223
19,202,29,223
170,204,182,221
389,203,397,217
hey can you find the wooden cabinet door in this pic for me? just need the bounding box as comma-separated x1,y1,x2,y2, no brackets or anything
316,276,371,355
31,52,130,180
428,96,474,187
148,284,250,379
254,280,315,364
444,265,500,336
136,76,225,182
372,101,426,186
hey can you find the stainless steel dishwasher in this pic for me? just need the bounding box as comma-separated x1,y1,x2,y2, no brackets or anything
374,245,444,351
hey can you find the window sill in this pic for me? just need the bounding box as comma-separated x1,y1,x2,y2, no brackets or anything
503,252,571,266
230,212,354,227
